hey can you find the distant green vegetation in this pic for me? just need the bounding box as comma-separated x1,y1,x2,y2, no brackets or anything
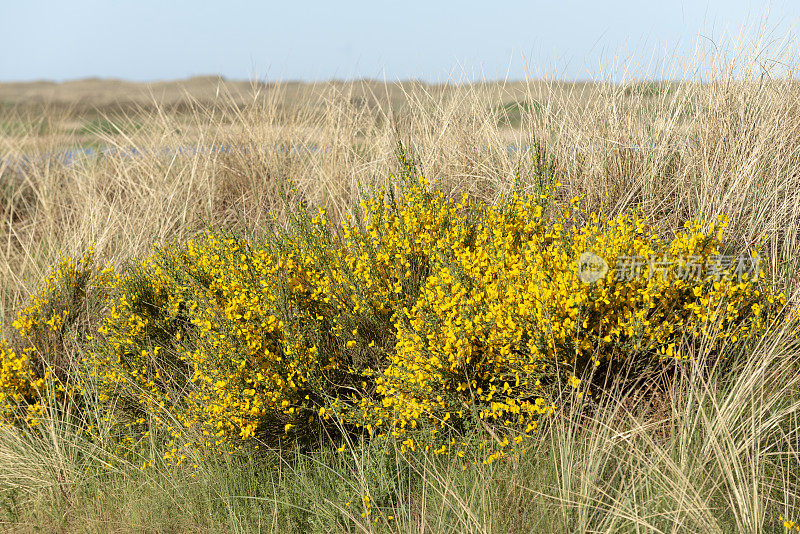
79,116,142,137
496,100,542,126
0,120,26,136
622,82,674,98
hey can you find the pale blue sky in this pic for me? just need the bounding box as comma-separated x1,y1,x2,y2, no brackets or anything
1,0,797,82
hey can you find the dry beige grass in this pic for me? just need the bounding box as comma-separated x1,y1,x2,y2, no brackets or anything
1,72,798,323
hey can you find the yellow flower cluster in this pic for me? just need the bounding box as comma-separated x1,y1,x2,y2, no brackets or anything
782,515,800,532
0,339,50,427
0,250,108,428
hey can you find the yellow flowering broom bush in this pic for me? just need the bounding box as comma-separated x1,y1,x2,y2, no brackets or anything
339,174,787,447
0,161,792,464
